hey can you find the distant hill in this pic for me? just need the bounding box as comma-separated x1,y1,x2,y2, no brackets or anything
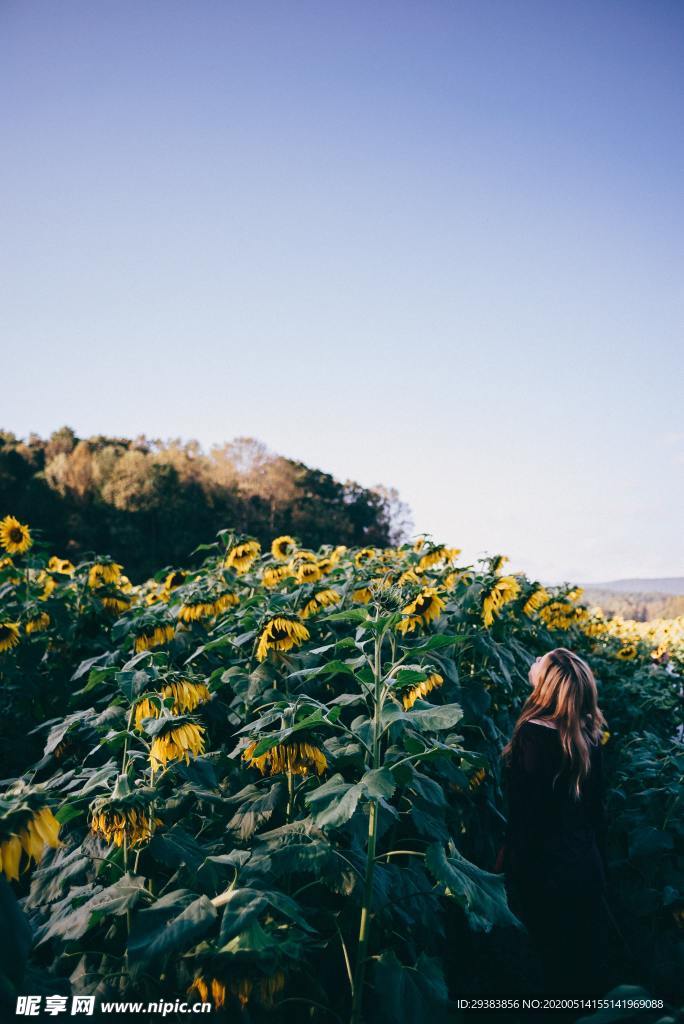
580,578,684,595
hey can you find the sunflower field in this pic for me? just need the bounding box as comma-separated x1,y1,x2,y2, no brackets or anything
0,514,682,1023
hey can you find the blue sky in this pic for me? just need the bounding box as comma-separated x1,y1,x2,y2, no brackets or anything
1,1,682,584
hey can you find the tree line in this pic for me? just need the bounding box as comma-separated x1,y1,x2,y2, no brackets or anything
0,427,413,581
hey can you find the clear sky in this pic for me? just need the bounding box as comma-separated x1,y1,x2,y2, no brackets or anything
1,1,682,584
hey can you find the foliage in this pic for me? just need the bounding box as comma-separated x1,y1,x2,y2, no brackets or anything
0,520,682,1022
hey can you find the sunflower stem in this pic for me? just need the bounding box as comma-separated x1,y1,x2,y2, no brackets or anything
350,607,385,1024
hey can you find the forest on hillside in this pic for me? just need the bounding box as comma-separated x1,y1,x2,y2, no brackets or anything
0,429,412,581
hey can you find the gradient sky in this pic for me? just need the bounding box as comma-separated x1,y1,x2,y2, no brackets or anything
2,1,683,584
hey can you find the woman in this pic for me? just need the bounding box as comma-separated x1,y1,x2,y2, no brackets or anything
497,647,611,996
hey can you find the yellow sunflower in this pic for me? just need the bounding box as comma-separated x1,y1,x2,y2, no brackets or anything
134,623,175,653
354,547,375,568
164,569,187,591
88,561,123,589
90,803,159,847
352,586,372,604
0,515,32,555
242,738,327,777
213,592,239,615
522,586,550,617
262,564,292,588
101,595,131,614
0,621,21,653
615,644,638,661
295,560,321,585
401,671,444,709
224,539,261,574
178,599,216,623
47,556,75,575
135,680,211,730
482,576,521,628
271,535,297,561
256,616,310,661
25,612,50,634
149,722,206,771
300,589,341,619
397,587,446,634
0,805,62,881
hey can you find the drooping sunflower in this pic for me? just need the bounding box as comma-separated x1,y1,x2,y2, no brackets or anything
25,611,50,634
89,798,159,848
178,598,217,623
212,592,240,615
134,680,211,730
47,556,75,575
600,729,610,746
397,587,446,634
469,768,487,790
295,560,321,585
271,535,297,561
88,561,123,589
149,721,206,772
481,576,522,628
352,586,372,604
164,569,187,592
354,547,376,568
538,600,575,631
300,588,341,619
256,616,310,662
37,570,57,600
224,539,261,574
0,621,21,653
316,556,335,575
262,563,292,588
0,803,62,881
101,594,131,614
417,544,461,571
134,623,175,653
0,515,32,555
522,585,550,617
242,737,327,777
401,671,444,710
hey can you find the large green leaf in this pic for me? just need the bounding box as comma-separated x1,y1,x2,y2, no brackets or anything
127,890,217,968
425,841,524,933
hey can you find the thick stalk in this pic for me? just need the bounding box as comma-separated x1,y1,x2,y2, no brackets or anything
350,613,383,1024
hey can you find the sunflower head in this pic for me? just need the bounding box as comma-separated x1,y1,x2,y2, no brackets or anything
397,587,446,634
401,670,444,710
0,621,21,653
89,792,159,848
0,515,32,555
47,556,75,575
262,564,292,588
300,588,340,619
242,736,327,777
256,616,310,662
88,560,123,589
149,720,206,772
25,611,51,634
271,535,297,561
224,539,261,574
0,796,62,881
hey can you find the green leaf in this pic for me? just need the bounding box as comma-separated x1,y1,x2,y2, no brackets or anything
370,950,451,1024
362,767,397,800
305,773,364,828
426,842,524,932
128,890,217,968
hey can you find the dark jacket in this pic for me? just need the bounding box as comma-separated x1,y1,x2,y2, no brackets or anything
501,720,608,894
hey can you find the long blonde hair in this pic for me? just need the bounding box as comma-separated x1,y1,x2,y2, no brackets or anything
500,647,607,800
